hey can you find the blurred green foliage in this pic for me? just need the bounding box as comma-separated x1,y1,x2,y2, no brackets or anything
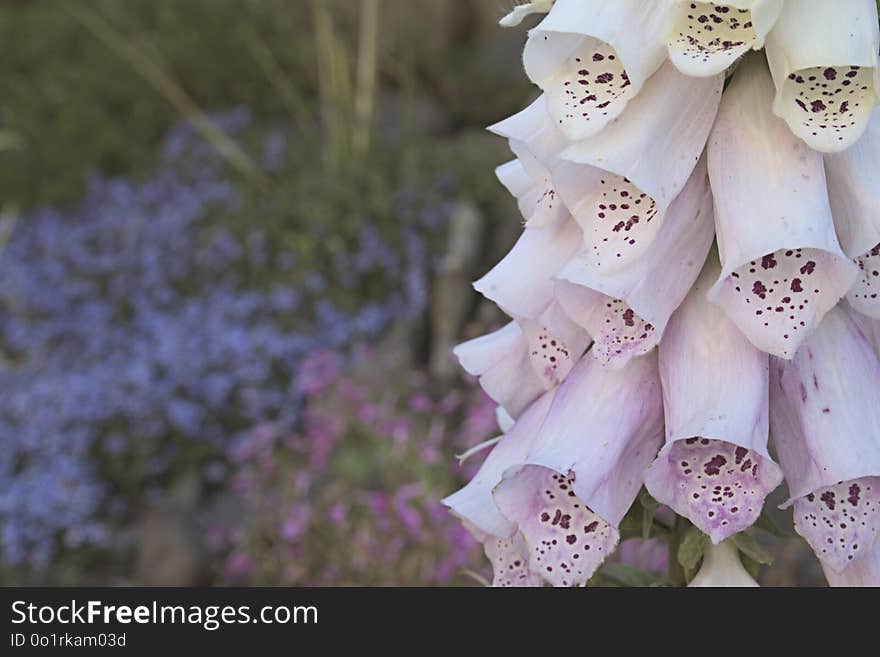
0,0,533,208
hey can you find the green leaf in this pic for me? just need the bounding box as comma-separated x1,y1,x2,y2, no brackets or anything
677,525,709,573
731,532,774,565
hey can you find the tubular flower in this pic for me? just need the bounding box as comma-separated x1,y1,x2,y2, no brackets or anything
645,255,783,543
444,0,880,587
554,159,714,369
707,53,857,359
553,62,722,272
444,392,556,538
765,0,880,152
688,541,760,587
665,0,784,77
473,215,581,321
522,0,670,140
453,306,590,419
825,110,880,318
496,158,567,229
770,307,880,574
494,352,664,586
489,97,569,229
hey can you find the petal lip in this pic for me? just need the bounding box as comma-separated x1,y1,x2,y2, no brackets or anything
523,0,670,140
665,1,784,78
823,541,880,587
765,0,880,152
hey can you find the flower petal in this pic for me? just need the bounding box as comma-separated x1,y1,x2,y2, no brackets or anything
443,391,556,537
492,352,664,586
454,310,590,419
521,302,592,387
553,61,722,272
824,109,880,259
770,306,880,572
461,521,543,587
846,301,880,356
850,244,880,317
823,542,880,587
666,0,784,77
708,53,857,358
792,477,880,573
555,160,714,369
473,217,583,320
520,350,665,526
765,0,880,152
645,255,782,543
523,0,670,140
493,466,620,587
483,532,544,587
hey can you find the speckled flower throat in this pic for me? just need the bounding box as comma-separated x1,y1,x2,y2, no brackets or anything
443,0,880,587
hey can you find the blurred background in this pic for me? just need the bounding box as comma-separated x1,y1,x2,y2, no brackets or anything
0,0,823,586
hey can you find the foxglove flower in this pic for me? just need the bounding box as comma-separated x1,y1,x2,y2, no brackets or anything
472,224,577,312
453,304,590,418
554,160,714,369
688,541,760,587
496,158,566,229
825,109,880,318
444,391,556,538
665,0,784,77
523,0,670,140
765,0,880,152
770,307,880,575
493,352,664,586
707,53,858,359
490,97,569,229
553,61,721,272
645,255,783,543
